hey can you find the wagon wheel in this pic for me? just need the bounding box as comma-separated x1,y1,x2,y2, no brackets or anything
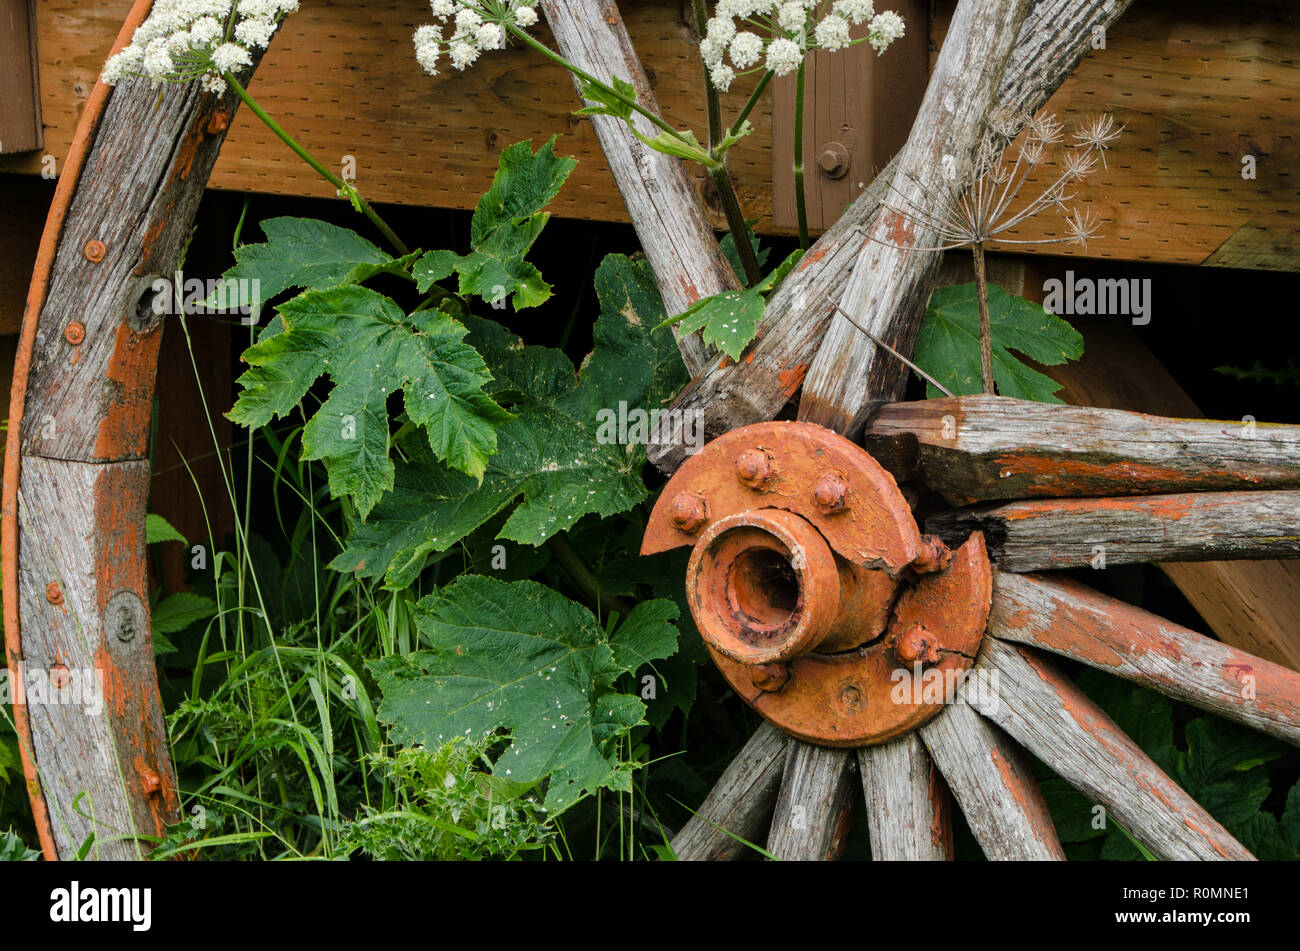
651,402,1300,860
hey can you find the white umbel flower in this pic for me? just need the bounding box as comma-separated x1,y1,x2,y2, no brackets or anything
765,37,802,75
728,32,763,69
515,4,538,27
777,2,807,33
710,62,736,92
813,14,850,51
235,18,277,49
449,40,479,70
414,24,443,75
869,11,905,51
413,1,540,77
211,42,253,73
832,0,874,24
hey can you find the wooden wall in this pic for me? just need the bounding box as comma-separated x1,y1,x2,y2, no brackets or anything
0,1,1295,269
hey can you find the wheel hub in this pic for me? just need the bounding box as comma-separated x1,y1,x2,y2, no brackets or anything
642,421,992,747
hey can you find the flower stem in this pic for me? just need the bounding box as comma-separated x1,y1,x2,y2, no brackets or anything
712,165,762,285
793,58,809,250
972,242,996,394
224,72,409,256
691,0,721,151
506,25,700,157
730,70,772,138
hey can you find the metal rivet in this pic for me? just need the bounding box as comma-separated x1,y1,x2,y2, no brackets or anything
668,492,709,534
45,582,63,605
84,239,106,262
895,623,940,666
749,662,789,692
141,767,162,799
734,448,774,490
812,473,848,514
64,322,85,346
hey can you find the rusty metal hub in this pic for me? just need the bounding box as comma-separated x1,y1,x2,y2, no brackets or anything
643,421,992,747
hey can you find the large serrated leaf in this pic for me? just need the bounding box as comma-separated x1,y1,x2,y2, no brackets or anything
413,138,576,310
915,282,1084,402
229,285,512,518
209,217,416,310
370,576,677,812
332,254,686,587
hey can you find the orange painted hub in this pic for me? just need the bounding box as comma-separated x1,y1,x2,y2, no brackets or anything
643,420,993,747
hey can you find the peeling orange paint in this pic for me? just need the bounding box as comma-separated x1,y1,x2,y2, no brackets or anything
778,363,808,397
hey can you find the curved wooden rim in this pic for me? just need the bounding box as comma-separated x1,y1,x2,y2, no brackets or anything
2,0,154,860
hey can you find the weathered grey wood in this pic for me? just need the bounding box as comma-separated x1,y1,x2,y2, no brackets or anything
918,700,1065,860
647,0,1136,474
8,40,265,857
863,396,1300,501
15,457,168,859
541,0,733,375
989,571,1300,747
766,740,856,861
929,490,1300,571
670,721,790,861
857,733,952,860
797,0,1032,433
971,638,1255,860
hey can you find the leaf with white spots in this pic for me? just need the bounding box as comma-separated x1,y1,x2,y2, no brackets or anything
370,576,678,812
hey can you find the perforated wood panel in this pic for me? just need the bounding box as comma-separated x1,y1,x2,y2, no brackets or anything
1,0,1296,269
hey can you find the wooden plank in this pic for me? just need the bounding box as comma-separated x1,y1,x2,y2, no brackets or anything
1,1,772,235
863,395,1300,502
857,733,952,860
766,740,856,860
934,1,1300,272
670,720,790,861
648,0,1133,474
989,571,1300,746
770,0,928,231
0,0,42,155
797,0,1033,435
971,637,1254,860
929,490,1300,571
918,699,1065,860
539,0,730,372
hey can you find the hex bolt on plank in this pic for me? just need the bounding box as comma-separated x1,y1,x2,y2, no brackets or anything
643,421,992,747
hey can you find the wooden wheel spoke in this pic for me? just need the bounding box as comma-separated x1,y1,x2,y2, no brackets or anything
857,734,953,860
670,721,790,861
918,701,1065,860
929,490,1300,571
766,741,856,861
972,638,1254,860
989,571,1300,746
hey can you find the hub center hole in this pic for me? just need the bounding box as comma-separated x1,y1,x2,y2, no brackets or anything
727,547,801,635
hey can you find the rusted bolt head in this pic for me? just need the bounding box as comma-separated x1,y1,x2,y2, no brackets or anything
895,623,940,666
818,142,850,180
51,664,71,689
811,473,848,514
141,767,162,799
913,534,953,575
749,662,789,692
64,322,86,346
668,492,709,534
206,110,230,133
83,239,106,262
45,581,63,605
734,448,775,490
837,683,865,714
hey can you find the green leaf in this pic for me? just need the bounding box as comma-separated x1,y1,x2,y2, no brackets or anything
413,138,576,310
719,230,770,286
333,254,686,587
229,284,512,517
629,126,714,166
151,592,217,636
209,216,416,310
0,829,40,862
661,249,801,359
574,76,636,121
915,282,1084,402
370,576,677,812
145,513,187,546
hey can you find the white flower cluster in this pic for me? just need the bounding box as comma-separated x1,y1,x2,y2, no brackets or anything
412,0,539,76
101,0,298,95
701,0,905,91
